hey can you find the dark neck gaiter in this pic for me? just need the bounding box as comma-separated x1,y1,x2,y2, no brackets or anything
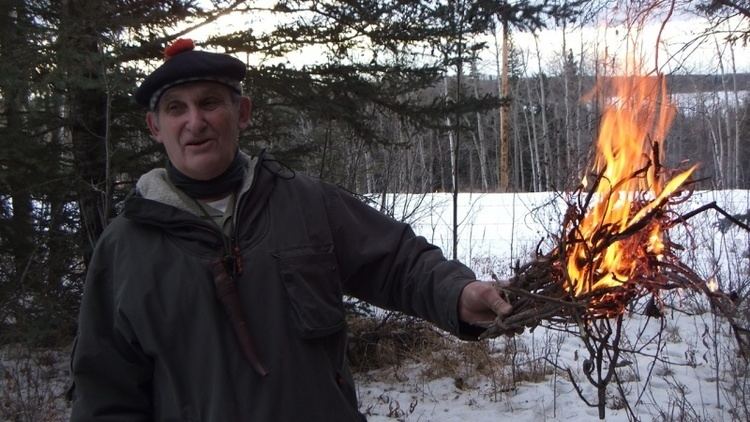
167,151,247,199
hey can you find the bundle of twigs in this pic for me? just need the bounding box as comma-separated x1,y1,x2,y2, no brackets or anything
482,174,750,354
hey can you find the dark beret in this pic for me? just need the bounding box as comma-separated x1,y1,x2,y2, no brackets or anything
134,39,246,109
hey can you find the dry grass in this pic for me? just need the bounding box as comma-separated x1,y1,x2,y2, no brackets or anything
1,345,70,422
347,311,562,398
346,313,444,374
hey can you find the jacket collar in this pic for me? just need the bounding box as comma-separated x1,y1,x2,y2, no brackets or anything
123,150,278,233
134,150,258,216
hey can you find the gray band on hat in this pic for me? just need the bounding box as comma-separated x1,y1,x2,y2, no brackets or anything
149,77,243,110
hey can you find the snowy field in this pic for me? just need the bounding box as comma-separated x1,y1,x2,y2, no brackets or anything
357,190,750,421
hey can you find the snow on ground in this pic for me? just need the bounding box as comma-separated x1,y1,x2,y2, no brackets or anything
356,311,744,421
2,191,748,421
357,189,750,421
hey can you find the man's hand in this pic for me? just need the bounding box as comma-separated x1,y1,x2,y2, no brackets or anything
458,280,512,328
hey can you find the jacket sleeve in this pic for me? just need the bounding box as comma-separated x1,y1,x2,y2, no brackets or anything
70,232,153,421
324,185,476,337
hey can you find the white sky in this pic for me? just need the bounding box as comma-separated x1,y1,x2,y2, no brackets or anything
500,15,750,76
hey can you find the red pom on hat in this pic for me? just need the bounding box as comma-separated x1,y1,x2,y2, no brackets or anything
164,38,195,60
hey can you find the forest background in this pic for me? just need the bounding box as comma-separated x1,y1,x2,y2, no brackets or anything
0,0,748,348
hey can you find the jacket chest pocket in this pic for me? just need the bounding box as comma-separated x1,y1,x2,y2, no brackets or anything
275,247,345,338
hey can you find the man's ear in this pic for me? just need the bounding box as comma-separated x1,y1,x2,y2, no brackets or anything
146,111,163,143
238,96,252,130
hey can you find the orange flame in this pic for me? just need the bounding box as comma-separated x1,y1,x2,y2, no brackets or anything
565,71,696,301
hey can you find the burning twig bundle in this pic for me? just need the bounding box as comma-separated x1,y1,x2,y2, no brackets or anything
486,172,695,334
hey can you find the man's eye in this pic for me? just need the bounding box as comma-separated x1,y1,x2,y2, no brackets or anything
166,103,184,113
202,98,222,109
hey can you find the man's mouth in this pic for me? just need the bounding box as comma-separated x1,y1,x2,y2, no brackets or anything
185,138,212,147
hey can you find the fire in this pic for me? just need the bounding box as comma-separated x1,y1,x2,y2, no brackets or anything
564,69,697,309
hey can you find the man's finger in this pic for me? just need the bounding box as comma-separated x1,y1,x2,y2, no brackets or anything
490,297,512,316
470,320,495,329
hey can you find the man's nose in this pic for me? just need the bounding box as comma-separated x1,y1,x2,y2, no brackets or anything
185,106,208,133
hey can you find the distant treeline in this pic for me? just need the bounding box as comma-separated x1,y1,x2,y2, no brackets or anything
667,73,750,93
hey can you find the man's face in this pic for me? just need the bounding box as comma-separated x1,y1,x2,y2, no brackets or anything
146,81,251,180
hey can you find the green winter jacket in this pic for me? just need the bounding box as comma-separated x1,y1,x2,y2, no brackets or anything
70,151,477,421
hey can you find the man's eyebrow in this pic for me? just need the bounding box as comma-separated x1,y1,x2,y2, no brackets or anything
198,90,226,100
158,94,181,107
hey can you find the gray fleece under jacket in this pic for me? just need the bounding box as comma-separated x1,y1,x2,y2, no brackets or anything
70,151,477,421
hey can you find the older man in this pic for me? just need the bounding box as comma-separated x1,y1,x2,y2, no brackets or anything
70,39,511,421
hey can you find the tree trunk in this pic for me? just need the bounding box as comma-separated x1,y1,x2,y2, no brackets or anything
435,128,447,191
524,75,541,191
59,0,110,263
576,29,585,168
728,43,741,188
443,77,456,193
512,86,526,190
0,0,34,319
715,37,732,188
471,62,489,192
534,35,551,190
561,23,571,178
708,117,725,186
498,18,511,192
